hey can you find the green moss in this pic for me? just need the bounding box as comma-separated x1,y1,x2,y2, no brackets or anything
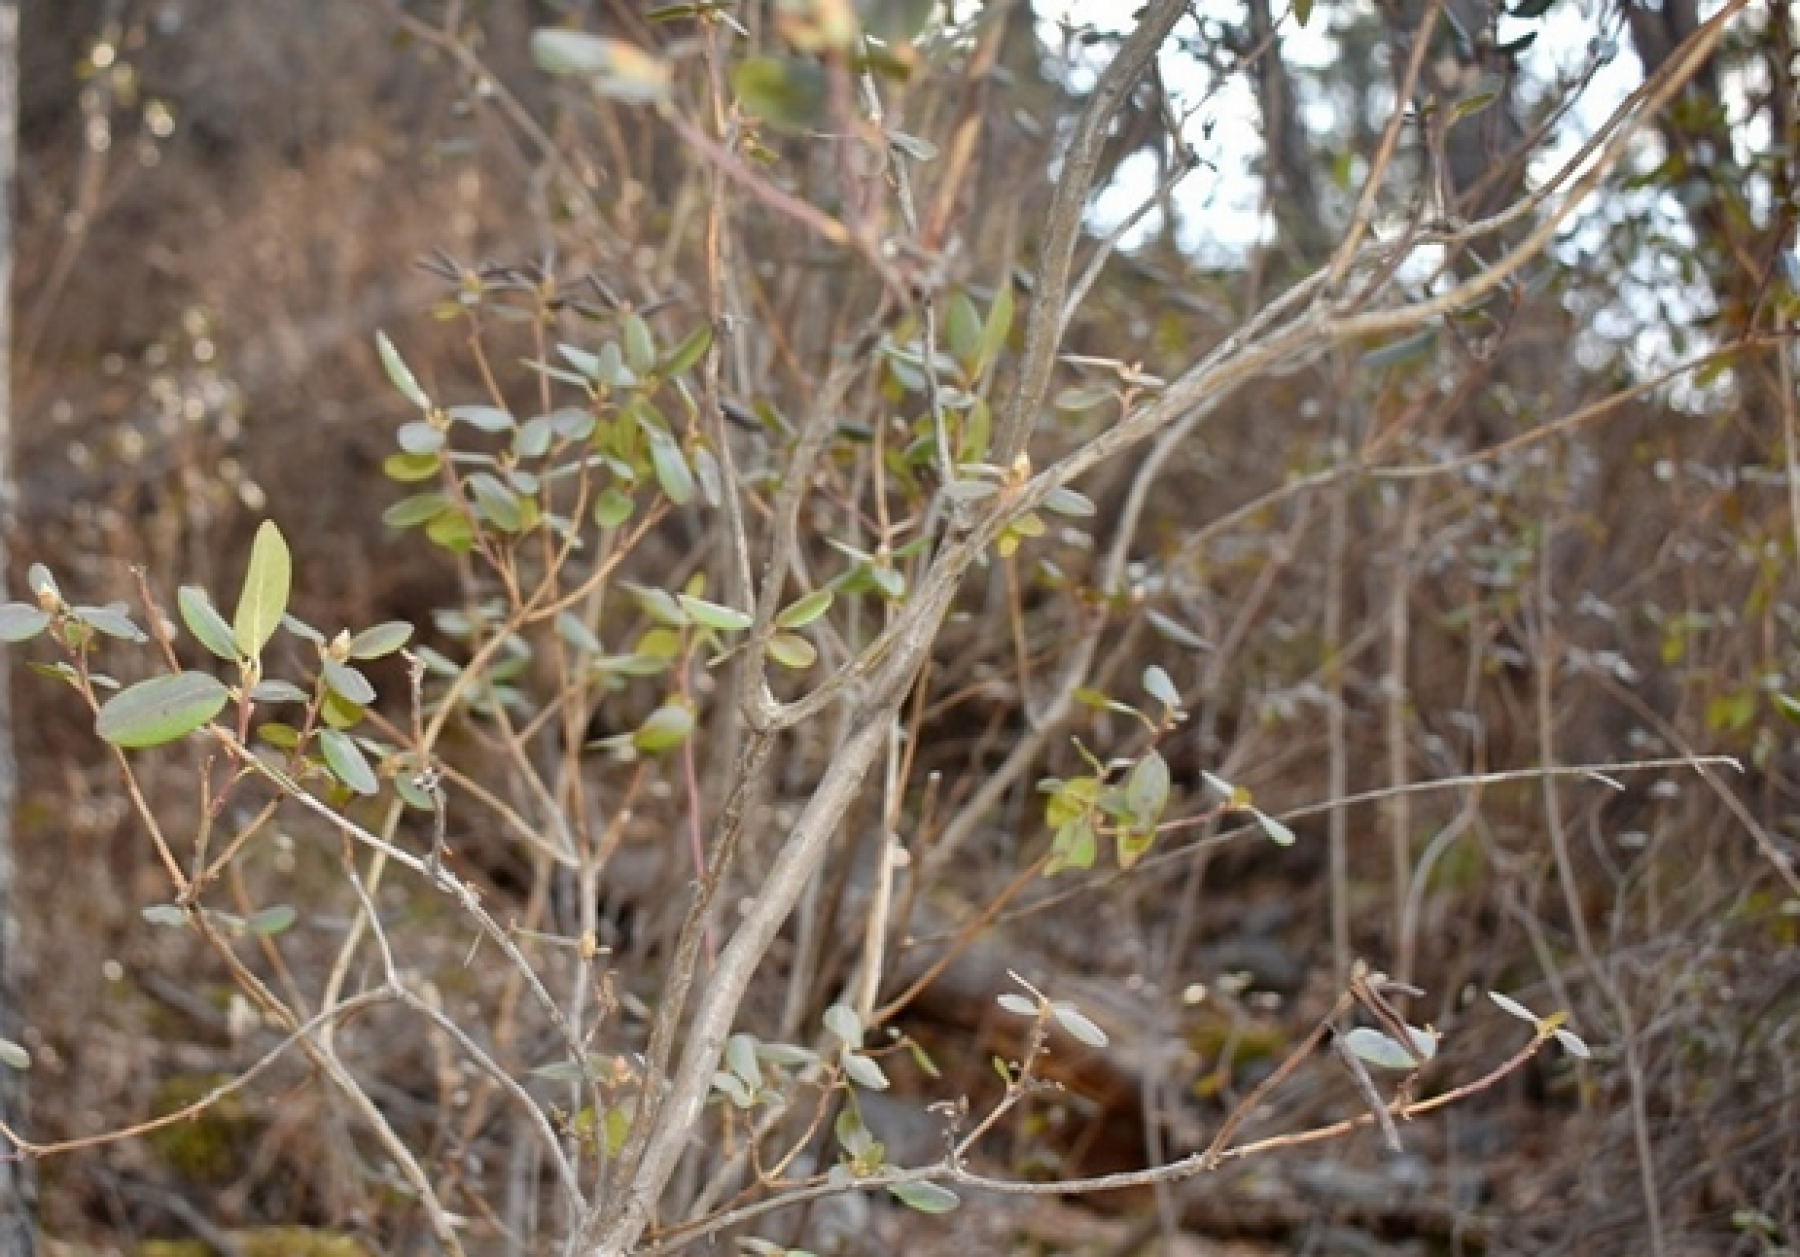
135,1231,373,1257
145,1073,256,1184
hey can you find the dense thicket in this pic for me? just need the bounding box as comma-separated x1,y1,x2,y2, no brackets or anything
5,2,1796,1255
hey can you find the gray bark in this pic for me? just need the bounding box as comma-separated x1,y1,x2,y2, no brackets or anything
0,0,34,1245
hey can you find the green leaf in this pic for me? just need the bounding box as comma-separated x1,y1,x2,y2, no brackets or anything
531,30,671,103
27,564,59,601
1553,1027,1592,1059
888,1181,959,1214
514,416,556,459
1255,809,1296,846
841,1051,889,1091
731,56,828,132
323,659,376,706
0,603,51,643
1142,665,1181,711
256,722,300,749
623,314,657,374
1043,486,1096,517
282,614,326,645
887,129,937,162
141,904,189,928
1125,750,1171,825
1055,384,1113,412
657,324,714,378
397,420,444,455
633,702,695,753
1488,990,1538,1022
1146,609,1210,650
385,493,453,529
349,621,414,659
0,1038,30,1071
945,292,982,370
1343,1026,1419,1071
468,472,526,533
594,487,635,528
233,521,292,660
320,728,379,795
425,510,477,553
97,672,230,749
75,604,146,642
767,632,817,670
648,431,695,506
975,280,1014,379
383,452,441,483
447,404,515,432
376,331,430,410
249,680,308,704
776,589,834,629
1046,818,1096,874
823,1003,863,1048
179,587,241,659
1051,1002,1109,1047
676,594,753,633
1773,693,1800,726
627,583,689,627
246,905,298,936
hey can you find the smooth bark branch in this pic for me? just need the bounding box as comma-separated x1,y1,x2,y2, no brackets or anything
994,0,1190,465
0,1,34,1248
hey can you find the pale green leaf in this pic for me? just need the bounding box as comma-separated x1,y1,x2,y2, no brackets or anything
376,331,430,410
233,521,292,659
0,603,51,643
676,594,753,633
349,621,414,659
179,587,240,659
320,728,379,795
97,672,230,749
888,1181,959,1214
776,589,834,629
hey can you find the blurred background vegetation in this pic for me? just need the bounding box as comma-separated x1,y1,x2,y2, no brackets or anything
6,1,1798,1254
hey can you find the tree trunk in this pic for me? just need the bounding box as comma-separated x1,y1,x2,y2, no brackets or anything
0,0,36,1248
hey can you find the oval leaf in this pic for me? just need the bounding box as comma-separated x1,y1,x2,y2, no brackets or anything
633,703,695,754
376,331,430,410
888,1181,959,1214
349,621,414,660
1343,1026,1418,1071
323,659,377,706
1142,664,1180,710
1125,750,1171,825
320,728,379,795
1051,1003,1109,1047
649,432,695,506
233,521,292,660
841,1051,889,1092
767,632,817,670
776,589,834,629
823,1003,863,1048
97,672,230,749
657,324,714,378
1488,990,1538,1023
0,1038,30,1071
179,587,240,659
0,603,51,643
447,404,515,432
1255,809,1296,847
676,594,753,633
246,905,298,936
